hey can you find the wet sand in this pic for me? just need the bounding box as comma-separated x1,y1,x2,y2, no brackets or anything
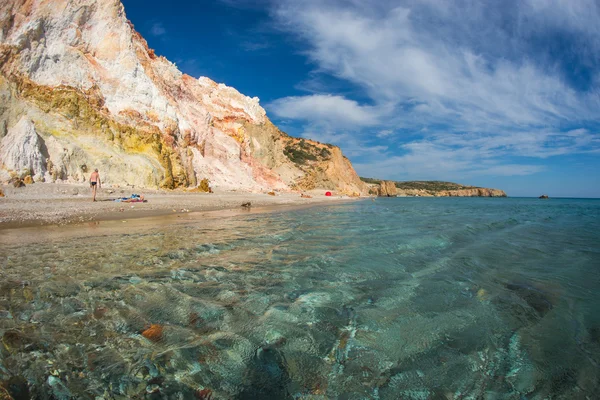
0,182,359,229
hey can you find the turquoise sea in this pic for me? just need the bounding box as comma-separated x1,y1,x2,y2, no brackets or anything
1,197,599,399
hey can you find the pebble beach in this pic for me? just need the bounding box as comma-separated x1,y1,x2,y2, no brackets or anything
0,183,356,228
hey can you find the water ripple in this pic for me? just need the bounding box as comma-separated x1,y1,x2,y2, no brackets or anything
0,197,599,398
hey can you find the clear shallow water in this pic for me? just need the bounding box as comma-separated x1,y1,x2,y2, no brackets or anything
1,198,599,399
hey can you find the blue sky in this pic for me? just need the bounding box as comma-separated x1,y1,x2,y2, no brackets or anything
122,0,600,197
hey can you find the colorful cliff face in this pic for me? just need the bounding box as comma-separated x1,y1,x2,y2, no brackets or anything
0,0,367,194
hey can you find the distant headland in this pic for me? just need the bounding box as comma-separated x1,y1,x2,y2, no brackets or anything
361,178,507,197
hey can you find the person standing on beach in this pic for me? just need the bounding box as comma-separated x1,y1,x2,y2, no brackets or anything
89,168,101,202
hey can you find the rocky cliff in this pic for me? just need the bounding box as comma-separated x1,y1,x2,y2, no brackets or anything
377,180,397,197
397,188,507,197
434,188,506,197
364,178,507,197
0,0,367,194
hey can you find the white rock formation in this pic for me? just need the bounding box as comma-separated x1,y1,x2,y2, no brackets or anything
0,0,367,194
0,117,46,180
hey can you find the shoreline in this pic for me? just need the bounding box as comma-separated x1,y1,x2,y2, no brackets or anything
0,182,360,231
0,201,354,246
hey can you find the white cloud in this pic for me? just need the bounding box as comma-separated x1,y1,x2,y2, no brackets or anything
150,22,166,37
354,128,599,181
376,129,394,138
354,147,546,182
272,1,600,129
264,0,600,181
267,94,380,127
523,0,600,38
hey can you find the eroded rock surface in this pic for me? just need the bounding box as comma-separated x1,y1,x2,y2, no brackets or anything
377,180,397,197
0,0,367,194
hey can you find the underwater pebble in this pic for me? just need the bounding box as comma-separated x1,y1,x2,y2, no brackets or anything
142,324,164,342
47,376,72,399
93,306,108,319
30,311,49,323
217,290,239,303
19,310,32,321
146,384,160,394
264,330,286,346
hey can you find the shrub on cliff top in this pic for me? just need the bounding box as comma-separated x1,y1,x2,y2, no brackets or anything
395,181,477,191
284,145,317,165
284,140,331,165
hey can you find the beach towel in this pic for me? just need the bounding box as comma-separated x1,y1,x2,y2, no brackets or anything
114,194,146,203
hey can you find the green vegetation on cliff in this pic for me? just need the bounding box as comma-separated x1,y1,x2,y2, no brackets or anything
394,181,479,191
360,178,480,191
284,139,331,166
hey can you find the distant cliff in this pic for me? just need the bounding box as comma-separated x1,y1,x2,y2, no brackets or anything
377,180,397,197
363,178,507,197
0,0,367,195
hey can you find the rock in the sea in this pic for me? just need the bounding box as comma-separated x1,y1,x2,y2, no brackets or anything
505,282,554,317
142,324,164,342
196,388,213,400
589,326,600,344
46,376,72,399
1,376,30,400
1,330,36,352
0,386,12,400
146,384,160,394
378,181,397,197
237,347,292,399
539,194,549,199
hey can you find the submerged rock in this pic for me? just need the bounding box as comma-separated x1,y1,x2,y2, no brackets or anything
236,346,292,399
0,387,12,400
505,282,553,317
1,330,37,353
141,324,164,342
46,376,72,400
1,376,30,400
